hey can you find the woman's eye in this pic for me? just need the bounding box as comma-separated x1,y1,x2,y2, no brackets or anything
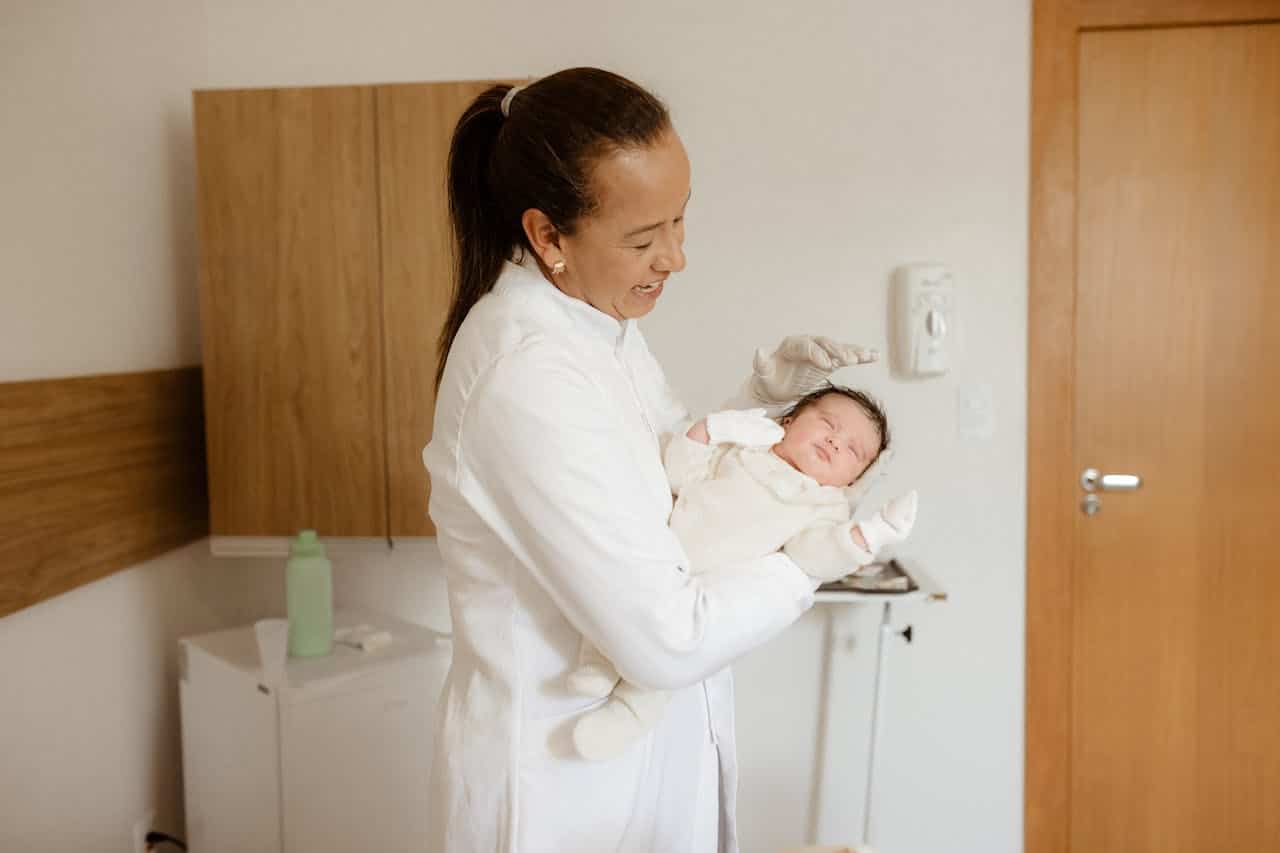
632,242,652,251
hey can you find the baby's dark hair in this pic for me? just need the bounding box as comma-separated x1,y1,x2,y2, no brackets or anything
779,384,891,476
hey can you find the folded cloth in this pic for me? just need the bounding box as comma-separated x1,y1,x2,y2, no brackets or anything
334,624,393,652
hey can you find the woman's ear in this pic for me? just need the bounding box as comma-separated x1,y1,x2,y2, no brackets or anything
521,209,564,270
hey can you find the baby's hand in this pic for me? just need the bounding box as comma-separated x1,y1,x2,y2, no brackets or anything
705,409,786,448
685,419,711,444
852,491,918,554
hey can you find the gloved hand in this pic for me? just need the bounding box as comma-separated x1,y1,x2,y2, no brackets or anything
857,490,918,554
705,408,786,448
750,335,879,406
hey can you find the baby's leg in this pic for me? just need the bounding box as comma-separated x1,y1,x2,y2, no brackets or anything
573,680,671,761
568,639,621,698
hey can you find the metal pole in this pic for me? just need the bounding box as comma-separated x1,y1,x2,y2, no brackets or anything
862,601,893,845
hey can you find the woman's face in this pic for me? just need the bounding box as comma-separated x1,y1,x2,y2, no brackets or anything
555,129,691,321
773,394,882,487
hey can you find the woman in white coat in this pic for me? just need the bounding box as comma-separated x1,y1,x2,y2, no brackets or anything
423,68,876,853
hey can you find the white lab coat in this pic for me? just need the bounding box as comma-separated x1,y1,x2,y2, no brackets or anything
423,258,817,853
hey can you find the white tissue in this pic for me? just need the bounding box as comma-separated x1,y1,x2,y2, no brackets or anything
334,624,393,652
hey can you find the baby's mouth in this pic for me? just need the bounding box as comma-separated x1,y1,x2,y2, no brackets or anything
814,444,831,463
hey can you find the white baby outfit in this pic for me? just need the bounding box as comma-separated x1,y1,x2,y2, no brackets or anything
571,422,870,760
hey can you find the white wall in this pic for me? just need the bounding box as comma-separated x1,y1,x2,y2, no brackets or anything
0,2,1028,851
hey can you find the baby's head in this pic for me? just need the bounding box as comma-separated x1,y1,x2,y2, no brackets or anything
773,385,890,487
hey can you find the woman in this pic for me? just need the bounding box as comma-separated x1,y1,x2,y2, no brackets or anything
423,68,876,853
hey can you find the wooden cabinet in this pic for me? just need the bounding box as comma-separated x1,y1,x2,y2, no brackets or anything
195,81,499,539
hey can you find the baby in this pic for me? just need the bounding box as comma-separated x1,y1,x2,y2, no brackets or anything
569,384,918,760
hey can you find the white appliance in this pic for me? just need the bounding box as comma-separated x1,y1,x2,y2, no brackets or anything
179,611,450,853
890,263,956,378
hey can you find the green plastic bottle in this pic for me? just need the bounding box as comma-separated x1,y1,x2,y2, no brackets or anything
286,530,333,657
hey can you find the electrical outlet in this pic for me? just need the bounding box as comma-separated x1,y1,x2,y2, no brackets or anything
132,809,156,853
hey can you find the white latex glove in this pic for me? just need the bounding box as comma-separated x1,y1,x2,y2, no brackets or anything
705,408,786,448
750,335,879,406
857,490,918,554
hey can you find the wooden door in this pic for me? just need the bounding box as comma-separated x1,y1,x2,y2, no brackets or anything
195,86,387,536
377,81,513,538
1028,5,1280,853
1073,23,1280,851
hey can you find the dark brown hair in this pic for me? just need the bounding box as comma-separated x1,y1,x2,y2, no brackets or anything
780,384,892,478
435,68,672,389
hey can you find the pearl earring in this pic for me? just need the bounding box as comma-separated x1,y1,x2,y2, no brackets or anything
551,260,566,275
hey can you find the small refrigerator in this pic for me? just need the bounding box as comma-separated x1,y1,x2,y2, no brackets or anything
178,611,450,853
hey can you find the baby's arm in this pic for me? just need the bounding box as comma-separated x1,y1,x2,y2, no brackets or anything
666,409,785,495
786,491,920,582
663,421,718,496
784,521,874,582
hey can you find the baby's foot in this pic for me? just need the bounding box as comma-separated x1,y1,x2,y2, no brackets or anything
573,683,668,761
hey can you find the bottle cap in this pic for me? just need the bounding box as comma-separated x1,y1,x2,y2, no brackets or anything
291,529,326,558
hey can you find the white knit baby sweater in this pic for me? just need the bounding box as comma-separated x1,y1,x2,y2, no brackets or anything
664,433,869,581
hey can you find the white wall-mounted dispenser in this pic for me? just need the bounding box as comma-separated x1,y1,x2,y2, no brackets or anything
890,264,955,379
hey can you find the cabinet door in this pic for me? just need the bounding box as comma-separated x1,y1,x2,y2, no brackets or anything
279,660,436,853
196,86,387,536
377,81,509,537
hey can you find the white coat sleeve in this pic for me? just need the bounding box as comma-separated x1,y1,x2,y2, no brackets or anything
457,342,816,691
783,520,870,582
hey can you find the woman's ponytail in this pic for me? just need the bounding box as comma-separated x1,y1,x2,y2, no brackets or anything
435,85,516,391
435,70,671,390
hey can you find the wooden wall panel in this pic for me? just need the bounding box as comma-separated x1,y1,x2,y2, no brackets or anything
0,368,208,618
195,86,387,537
377,81,512,537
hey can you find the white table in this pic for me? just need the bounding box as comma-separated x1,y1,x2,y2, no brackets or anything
812,559,947,848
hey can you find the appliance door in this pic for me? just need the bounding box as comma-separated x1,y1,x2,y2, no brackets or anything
280,656,441,853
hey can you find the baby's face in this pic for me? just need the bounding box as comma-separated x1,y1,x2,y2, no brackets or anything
773,393,881,487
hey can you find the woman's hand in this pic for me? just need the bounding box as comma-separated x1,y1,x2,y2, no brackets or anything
750,335,878,406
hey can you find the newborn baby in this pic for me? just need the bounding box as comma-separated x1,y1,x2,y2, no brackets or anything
570,384,918,760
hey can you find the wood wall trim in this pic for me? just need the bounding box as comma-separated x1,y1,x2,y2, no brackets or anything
1026,4,1280,853
0,368,208,619
1026,4,1079,853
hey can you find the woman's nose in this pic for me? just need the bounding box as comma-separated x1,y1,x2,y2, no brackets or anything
653,230,686,274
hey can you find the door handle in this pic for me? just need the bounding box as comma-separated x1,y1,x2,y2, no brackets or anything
1080,468,1143,492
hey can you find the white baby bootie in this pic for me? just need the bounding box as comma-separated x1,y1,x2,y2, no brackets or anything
857,490,918,555
573,682,669,761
